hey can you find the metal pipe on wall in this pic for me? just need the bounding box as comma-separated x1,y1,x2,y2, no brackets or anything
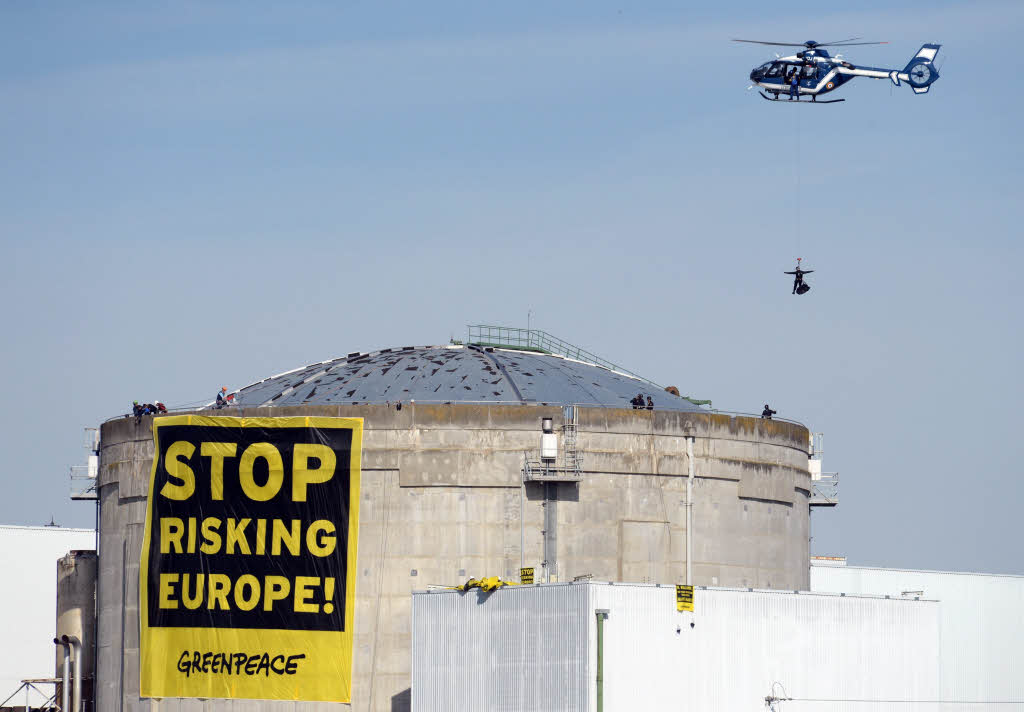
595,609,609,712
63,635,82,712
686,436,695,586
520,481,524,571
53,638,69,712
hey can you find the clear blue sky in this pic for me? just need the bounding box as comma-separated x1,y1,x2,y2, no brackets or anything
1,1,1020,574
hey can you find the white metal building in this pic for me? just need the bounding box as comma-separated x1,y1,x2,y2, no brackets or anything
0,525,95,707
412,581,940,712
812,561,1024,710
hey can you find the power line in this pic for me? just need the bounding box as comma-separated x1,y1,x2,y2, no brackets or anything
771,697,1024,705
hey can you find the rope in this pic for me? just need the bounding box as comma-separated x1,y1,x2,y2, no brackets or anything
795,101,802,259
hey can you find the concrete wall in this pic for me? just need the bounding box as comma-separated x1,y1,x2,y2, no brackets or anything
95,404,809,712
56,550,97,712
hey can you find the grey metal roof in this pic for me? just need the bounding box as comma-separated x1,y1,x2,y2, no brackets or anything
228,345,702,412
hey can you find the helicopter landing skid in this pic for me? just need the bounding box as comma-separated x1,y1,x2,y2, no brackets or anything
759,91,845,104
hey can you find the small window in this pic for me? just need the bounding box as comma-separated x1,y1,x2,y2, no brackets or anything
766,63,784,78
802,65,816,79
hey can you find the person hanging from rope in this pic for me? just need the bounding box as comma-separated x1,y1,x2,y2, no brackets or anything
784,258,813,295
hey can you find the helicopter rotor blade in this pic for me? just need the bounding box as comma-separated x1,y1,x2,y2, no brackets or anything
818,41,889,47
731,39,809,47
817,37,861,45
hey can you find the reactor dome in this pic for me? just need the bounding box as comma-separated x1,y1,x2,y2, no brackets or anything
228,344,703,411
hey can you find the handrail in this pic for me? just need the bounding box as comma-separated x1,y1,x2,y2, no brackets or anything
103,401,805,428
467,325,658,385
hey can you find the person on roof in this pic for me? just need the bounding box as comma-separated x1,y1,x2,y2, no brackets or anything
215,386,228,409
761,404,777,419
646,396,654,411
784,260,814,294
132,401,143,424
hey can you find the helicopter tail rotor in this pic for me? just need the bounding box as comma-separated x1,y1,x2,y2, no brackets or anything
903,44,942,94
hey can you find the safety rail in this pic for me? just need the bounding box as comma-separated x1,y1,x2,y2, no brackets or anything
810,473,839,506
69,464,98,501
522,452,582,483
467,325,657,385
104,401,806,428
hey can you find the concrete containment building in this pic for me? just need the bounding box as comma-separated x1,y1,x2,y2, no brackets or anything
95,337,812,711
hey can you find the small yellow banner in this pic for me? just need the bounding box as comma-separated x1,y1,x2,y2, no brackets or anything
676,584,694,612
520,567,534,585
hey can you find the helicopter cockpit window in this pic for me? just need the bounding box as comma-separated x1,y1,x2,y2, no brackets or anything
765,63,784,78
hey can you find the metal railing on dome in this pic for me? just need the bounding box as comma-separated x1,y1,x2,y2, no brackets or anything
467,325,714,408
467,325,655,384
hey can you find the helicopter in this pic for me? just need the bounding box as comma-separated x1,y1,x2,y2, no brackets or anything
735,38,941,103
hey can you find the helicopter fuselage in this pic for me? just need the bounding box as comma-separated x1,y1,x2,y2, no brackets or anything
749,47,931,100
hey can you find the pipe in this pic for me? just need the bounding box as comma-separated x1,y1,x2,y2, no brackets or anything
595,610,609,712
686,436,695,586
520,480,524,571
54,638,70,712
63,635,82,712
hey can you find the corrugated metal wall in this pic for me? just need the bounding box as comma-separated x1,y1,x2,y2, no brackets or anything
592,584,940,712
412,582,941,712
812,564,1024,711
412,584,589,712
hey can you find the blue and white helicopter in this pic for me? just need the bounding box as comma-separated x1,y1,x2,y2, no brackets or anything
736,38,941,103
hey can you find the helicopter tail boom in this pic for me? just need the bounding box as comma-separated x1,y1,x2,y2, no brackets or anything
839,44,942,93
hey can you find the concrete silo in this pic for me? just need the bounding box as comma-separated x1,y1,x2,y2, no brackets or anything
95,339,811,711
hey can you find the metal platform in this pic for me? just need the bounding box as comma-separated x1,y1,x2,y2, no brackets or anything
809,472,839,507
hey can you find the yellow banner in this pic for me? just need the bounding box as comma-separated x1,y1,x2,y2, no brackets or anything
139,416,362,702
676,584,694,612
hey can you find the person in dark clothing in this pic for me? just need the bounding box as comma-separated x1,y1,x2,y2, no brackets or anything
630,393,644,409
761,404,777,419
784,259,814,294
132,401,143,425
789,67,800,100
215,386,228,409
646,396,654,411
